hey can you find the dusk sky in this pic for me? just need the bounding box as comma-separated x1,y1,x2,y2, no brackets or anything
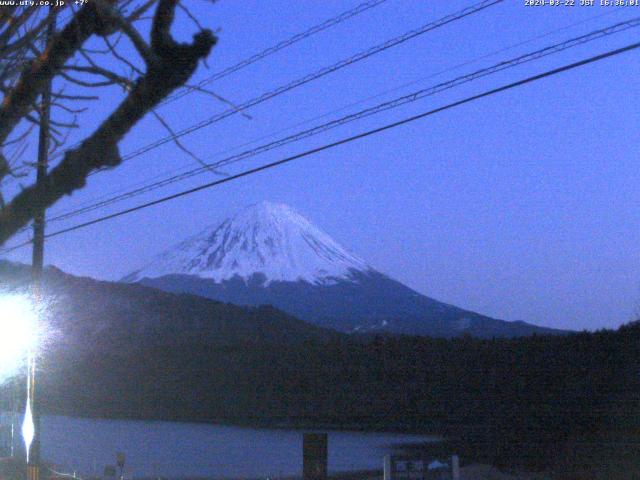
2,0,639,331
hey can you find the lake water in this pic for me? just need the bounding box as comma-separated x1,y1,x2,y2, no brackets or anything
34,416,437,479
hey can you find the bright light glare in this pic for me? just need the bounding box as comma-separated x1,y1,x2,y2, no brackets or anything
0,294,39,382
22,388,34,461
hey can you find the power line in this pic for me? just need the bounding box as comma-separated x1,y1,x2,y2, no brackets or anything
47,0,392,164
2,39,637,254
7,0,506,237
42,17,640,225
48,5,627,221
108,0,504,168
159,0,391,106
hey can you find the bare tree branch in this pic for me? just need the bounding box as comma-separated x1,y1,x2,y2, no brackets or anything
64,64,132,88
127,0,158,23
0,2,118,145
184,83,252,120
0,0,216,245
93,0,154,64
150,108,204,162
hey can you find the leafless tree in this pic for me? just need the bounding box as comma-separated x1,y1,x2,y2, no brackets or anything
0,0,216,246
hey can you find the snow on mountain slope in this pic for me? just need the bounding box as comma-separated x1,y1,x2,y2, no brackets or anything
123,202,568,338
124,202,371,285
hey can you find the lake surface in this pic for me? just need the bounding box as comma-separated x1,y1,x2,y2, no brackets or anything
35,416,437,479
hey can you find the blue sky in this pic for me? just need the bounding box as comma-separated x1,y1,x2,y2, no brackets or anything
3,0,640,331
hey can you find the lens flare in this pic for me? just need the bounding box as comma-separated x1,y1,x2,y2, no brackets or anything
0,294,39,382
22,380,35,461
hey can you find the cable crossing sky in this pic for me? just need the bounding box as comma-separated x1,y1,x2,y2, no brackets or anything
40,17,640,227
159,0,391,106
2,39,638,254
46,0,391,164
45,5,627,221
104,0,504,168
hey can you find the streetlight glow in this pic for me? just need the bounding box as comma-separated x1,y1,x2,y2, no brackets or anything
0,294,39,383
22,385,35,461
0,293,43,461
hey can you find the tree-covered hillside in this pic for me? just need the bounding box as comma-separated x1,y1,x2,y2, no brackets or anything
33,323,640,476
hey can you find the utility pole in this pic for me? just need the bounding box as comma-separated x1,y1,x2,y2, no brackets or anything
28,9,55,480
32,53,52,277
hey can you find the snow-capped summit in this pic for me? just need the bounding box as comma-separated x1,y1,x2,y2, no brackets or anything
124,202,566,338
124,201,371,285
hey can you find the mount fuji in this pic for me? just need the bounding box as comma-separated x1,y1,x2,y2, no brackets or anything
124,202,564,338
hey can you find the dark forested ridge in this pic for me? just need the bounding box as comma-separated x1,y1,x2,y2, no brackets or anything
0,261,340,349
1,261,638,476
35,323,640,475
124,201,566,339
135,270,569,338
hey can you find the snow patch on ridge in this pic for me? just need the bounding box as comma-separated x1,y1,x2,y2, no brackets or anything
125,202,371,285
